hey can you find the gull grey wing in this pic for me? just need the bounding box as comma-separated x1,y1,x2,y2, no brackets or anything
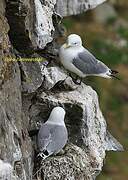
37,124,52,151
47,125,68,154
72,49,109,75
38,124,68,154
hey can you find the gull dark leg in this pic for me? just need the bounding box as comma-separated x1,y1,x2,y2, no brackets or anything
72,75,82,85
69,73,82,85
77,77,82,85
69,73,77,83
69,73,74,79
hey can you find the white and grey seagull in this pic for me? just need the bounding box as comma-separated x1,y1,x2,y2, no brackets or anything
37,106,68,160
59,34,118,84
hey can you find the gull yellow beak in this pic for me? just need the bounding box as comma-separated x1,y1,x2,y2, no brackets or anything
63,43,70,49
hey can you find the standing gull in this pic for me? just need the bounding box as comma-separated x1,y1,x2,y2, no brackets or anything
59,34,118,84
37,107,68,159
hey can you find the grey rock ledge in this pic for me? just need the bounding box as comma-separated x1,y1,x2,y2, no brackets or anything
31,66,123,180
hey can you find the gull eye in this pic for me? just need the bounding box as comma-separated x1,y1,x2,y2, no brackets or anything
74,42,77,45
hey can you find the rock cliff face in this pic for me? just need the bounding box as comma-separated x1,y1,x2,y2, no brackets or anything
0,0,123,180
56,0,106,16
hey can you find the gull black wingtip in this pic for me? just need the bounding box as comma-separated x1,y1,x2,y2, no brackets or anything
111,69,119,74
109,69,120,80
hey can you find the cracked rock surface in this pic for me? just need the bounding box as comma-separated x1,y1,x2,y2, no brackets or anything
0,0,123,179
30,66,123,179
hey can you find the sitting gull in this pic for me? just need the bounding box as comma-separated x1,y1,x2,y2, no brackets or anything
59,34,118,84
37,106,68,160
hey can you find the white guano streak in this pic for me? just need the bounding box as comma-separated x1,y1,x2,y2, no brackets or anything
34,0,56,48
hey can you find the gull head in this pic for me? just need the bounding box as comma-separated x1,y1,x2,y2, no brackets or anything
48,106,66,124
64,34,82,48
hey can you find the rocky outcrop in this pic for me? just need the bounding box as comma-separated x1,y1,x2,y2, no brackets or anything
56,0,106,16
5,0,107,52
0,0,123,180
31,66,123,180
